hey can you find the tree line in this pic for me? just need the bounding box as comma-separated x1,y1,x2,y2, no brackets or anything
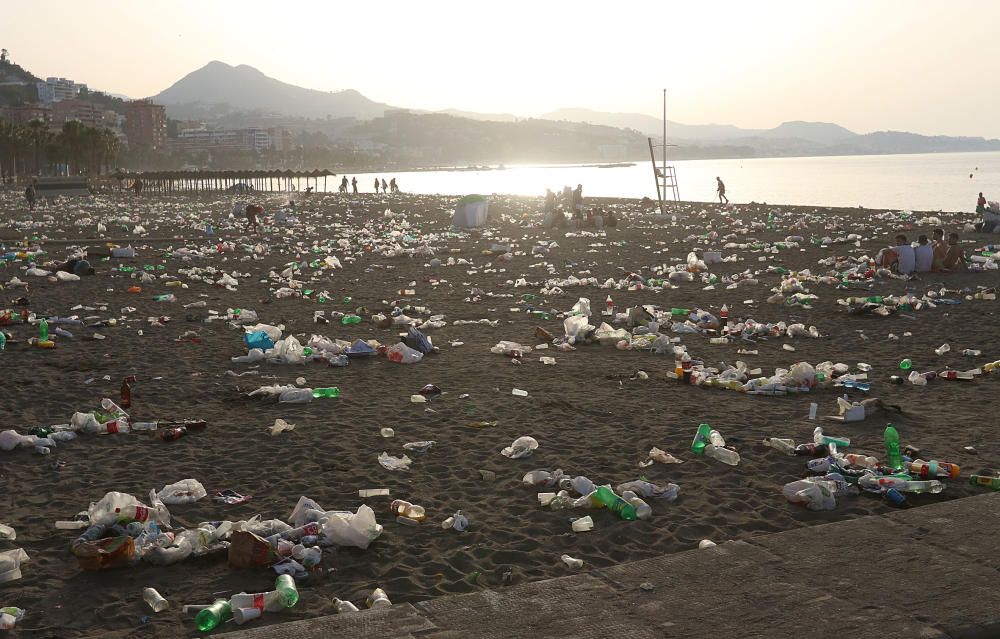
0,119,121,182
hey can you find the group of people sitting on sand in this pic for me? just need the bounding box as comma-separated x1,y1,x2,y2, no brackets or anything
540,185,617,229
878,228,967,274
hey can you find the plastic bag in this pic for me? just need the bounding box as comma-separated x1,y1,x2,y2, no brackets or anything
563,315,593,343
0,548,29,583
386,343,423,364
570,297,591,317
245,331,274,351
268,336,305,364
157,479,207,505
501,436,539,459
320,505,383,549
405,326,434,354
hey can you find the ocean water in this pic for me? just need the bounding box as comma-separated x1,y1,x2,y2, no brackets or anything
315,151,1000,213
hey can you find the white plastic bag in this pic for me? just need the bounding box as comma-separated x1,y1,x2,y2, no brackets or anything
320,505,383,549
157,479,207,505
501,436,539,459
386,343,423,364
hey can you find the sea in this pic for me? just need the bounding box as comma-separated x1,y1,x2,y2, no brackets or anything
305,151,1000,213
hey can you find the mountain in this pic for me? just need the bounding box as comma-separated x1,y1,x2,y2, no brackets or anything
758,121,857,145
436,108,520,122
150,61,392,120
541,108,759,140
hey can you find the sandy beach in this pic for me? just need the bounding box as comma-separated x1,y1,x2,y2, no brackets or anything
0,190,997,638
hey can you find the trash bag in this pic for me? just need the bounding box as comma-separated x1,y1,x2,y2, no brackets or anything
0,548,29,583
782,479,836,511
405,326,433,354
570,297,591,317
244,330,274,351
268,336,305,364
157,479,207,505
345,339,376,358
563,315,593,343
386,343,423,364
320,505,383,549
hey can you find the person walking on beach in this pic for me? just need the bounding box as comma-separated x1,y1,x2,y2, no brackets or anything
572,184,584,215
381,178,389,194
374,178,380,194
24,182,36,210
390,177,398,193
716,177,728,204
340,176,349,193
352,177,358,194
245,203,262,234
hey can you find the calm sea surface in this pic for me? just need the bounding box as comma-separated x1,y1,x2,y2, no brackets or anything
310,151,1000,213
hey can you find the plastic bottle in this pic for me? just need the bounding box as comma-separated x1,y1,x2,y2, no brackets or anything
883,488,908,508
621,491,653,520
333,598,360,613
691,423,711,455
681,352,692,383
908,460,960,480
762,437,796,455
195,599,232,632
813,426,850,449
605,295,613,315
39,318,48,341
708,429,726,447
704,443,741,466
969,475,1000,490
884,424,902,470
0,332,6,352
390,500,426,523
274,574,299,607
143,587,169,612
934,343,950,356
120,376,135,409
152,294,176,302
590,485,637,520
899,358,912,371
95,419,130,435
132,422,158,431
312,387,341,398
719,304,729,329
367,588,391,609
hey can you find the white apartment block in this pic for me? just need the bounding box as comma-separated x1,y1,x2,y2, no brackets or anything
36,77,87,103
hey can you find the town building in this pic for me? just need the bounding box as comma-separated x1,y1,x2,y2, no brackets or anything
51,99,103,128
36,77,87,103
125,99,167,150
0,103,52,125
173,127,280,153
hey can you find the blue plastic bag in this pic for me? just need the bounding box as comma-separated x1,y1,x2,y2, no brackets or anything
245,330,274,351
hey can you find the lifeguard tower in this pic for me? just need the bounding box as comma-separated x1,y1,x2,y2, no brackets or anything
647,89,680,215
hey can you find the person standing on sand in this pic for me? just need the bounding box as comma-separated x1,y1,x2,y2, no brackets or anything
716,177,728,204
390,177,398,193
977,192,987,214
374,178,380,194
340,176,349,193
24,183,36,210
382,178,389,194
352,177,358,194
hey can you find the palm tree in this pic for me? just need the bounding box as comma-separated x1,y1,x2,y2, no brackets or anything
26,119,51,176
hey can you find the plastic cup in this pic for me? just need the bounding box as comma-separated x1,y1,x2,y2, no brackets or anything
233,607,262,625
571,516,594,532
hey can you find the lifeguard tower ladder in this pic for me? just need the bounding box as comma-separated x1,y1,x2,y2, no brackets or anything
648,89,680,215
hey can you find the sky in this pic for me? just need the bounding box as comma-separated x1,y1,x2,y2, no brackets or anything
4,0,1000,137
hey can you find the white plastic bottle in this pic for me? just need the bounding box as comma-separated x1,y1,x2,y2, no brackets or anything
143,587,169,612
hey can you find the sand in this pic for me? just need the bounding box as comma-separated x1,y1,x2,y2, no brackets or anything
0,190,997,637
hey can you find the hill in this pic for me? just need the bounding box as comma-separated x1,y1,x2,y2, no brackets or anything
150,61,393,120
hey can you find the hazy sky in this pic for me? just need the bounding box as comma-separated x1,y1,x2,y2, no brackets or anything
5,0,999,137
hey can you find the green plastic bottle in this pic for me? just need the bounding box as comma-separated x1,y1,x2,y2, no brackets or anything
899,359,912,371
195,599,232,632
691,423,712,455
969,475,1000,490
0,331,6,352
275,574,299,607
312,387,340,398
341,315,362,325
39,318,48,341
884,424,902,471
591,485,637,521
671,308,691,317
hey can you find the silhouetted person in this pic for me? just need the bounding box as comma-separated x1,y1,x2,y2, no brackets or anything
24,183,35,210
390,178,398,193
245,203,263,234
544,188,556,213
572,184,583,216
374,178,380,194
352,177,358,194
381,178,388,194
977,191,987,214
340,176,349,193
716,177,728,204
132,179,144,195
